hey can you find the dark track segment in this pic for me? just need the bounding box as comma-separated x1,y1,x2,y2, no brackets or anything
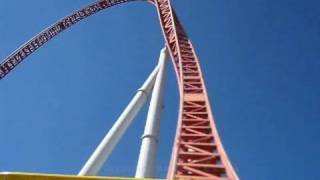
0,0,131,80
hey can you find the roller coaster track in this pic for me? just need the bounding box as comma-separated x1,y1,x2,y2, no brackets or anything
0,0,239,179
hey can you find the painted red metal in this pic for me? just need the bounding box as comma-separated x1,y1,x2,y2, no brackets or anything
153,1,239,179
0,0,239,179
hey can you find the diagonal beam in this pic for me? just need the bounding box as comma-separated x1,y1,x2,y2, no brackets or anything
78,62,160,176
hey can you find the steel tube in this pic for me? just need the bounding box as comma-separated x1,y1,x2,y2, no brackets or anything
135,48,168,178
78,64,160,176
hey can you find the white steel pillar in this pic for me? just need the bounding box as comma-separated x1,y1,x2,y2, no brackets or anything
78,64,160,176
135,47,168,178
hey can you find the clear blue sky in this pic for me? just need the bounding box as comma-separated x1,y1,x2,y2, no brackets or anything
0,0,319,179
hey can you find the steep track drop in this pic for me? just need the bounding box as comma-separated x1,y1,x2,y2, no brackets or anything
0,0,238,179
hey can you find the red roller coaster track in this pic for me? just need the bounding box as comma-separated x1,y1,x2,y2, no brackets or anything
0,0,239,179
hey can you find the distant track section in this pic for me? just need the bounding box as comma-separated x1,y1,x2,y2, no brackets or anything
0,0,132,80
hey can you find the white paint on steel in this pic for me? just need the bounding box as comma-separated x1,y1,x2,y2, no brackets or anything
78,64,160,176
135,48,168,178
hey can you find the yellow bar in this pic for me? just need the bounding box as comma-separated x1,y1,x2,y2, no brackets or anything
0,172,162,180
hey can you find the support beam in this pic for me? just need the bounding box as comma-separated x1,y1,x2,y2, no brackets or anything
135,48,168,178
78,64,160,176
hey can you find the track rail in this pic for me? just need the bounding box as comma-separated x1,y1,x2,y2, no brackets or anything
154,1,239,179
0,0,239,179
0,0,133,79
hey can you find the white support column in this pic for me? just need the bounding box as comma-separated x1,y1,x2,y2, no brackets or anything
78,64,160,176
135,48,168,178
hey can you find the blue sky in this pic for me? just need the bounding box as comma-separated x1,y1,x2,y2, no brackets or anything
0,0,319,179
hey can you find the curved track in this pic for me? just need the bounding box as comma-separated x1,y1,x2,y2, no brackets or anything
0,0,239,179
0,0,134,79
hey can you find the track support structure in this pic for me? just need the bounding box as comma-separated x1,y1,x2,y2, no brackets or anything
135,48,168,178
78,62,159,176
